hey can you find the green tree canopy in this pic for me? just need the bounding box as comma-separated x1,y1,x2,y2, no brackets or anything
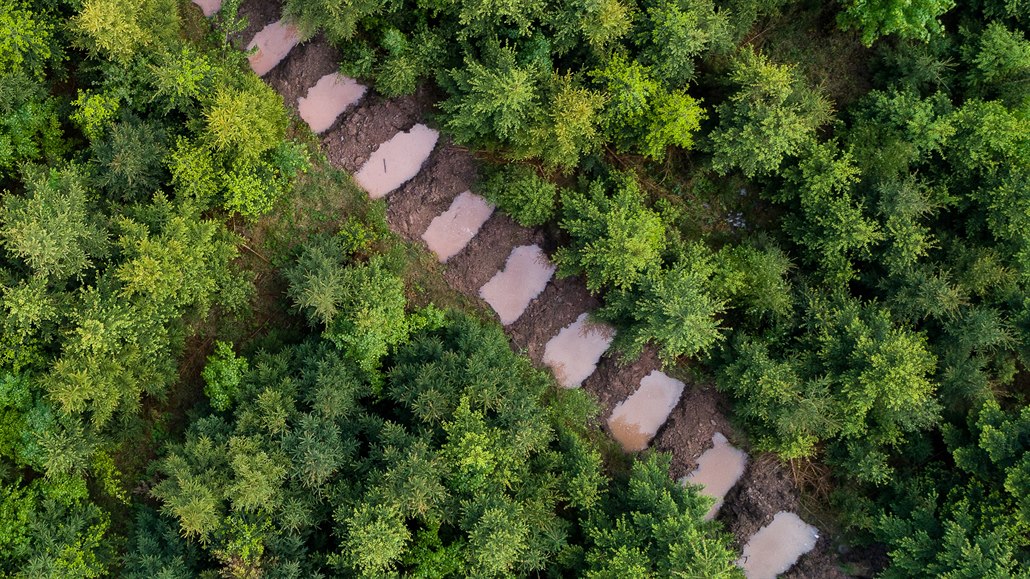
707,48,832,178
555,174,666,292
838,0,955,46
599,243,726,363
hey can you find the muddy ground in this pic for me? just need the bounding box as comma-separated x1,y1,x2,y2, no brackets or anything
719,453,854,579
235,0,280,47
508,275,601,363
265,37,341,119
581,345,663,418
441,213,543,297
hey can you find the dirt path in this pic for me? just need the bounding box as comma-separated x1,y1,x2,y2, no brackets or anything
216,2,854,575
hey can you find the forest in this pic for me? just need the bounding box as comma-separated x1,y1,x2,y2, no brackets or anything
0,0,1027,576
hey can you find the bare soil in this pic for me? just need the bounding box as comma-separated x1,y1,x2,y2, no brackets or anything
321,89,431,173
387,142,478,239
653,384,738,478
264,36,341,118
508,275,601,363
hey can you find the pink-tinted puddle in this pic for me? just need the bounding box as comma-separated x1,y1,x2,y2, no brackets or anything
607,371,685,452
354,124,439,199
247,20,300,77
478,245,555,325
192,0,221,16
543,312,614,388
422,191,494,262
738,512,819,579
298,73,367,134
681,432,747,520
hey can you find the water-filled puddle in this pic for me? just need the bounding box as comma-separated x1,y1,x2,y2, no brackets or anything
247,20,300,77
354,124,439,199
479,245,555,325
681,432,747,520
192,0,221,16
543,313,614,388
422,191,494,262
298,73,367,134
738,512,819,579
607,371,685,451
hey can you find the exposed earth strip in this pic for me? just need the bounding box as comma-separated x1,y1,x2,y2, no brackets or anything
219,2,853,576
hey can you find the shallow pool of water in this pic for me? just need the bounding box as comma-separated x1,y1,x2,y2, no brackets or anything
681,432,747,520
354,124,439,199
192,0,221,16
298,73,367,134
479,245,555,325
738,511,819,579
247,20,300,77
543,313,614,388
422,191,494,262
607,371,685,451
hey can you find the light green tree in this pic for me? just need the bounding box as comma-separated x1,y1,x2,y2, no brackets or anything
204,75,290,162
517,74,605,171
73,0,179,62
555,175,666,292
708,48,832,177
340,504,410,576
0,167,107,281
580,0,635,55
0,1,53,78
838,0,954,46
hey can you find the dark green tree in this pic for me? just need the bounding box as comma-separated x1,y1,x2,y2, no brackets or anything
599,243,726,364
441,43,546,148
635,0,732,86
480,164,559,227
876,400,1030,576
585,453,742,578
